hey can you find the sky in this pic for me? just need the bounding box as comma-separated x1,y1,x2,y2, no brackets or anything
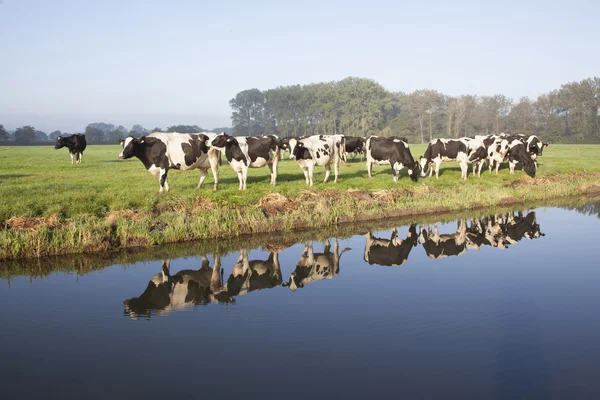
0,0,598,133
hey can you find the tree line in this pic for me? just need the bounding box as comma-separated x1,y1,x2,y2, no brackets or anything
0,124,233,144
229,76,600,143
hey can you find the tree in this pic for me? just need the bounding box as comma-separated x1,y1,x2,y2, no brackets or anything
34,130,48,141
165,125,204,133
14,125,36,143
85,125,105,143
229,89,266,136
109,129,125,143
0,124,8,140
130,124,149,135
48,130,62,140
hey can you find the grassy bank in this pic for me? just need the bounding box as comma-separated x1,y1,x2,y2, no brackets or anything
1,144,600,260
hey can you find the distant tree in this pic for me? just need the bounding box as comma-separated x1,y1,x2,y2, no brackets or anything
48,130,62,140
34,130,48,141
85,124,106,143
230,88,265,136
210,127,232,135
166,125,204,133
108,129,125,143
14,125,36,143
0,124,8,140
130,124,150,135
151,127,163,133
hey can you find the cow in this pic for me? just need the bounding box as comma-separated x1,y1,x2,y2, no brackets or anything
55,134,87,164
418,220,468,259
364,225,418,267
281,136,305,159
488,138,511,174
291,134,343,186
222,249,282,298
211,133,280,190
465,135,498,177
282,239,351,291
525,135,548,167
420,138,470,180
366,136,419,182
123,256,227,319
506,139,536,177
345,136,365,161
504,211,545,244
118,131,219,193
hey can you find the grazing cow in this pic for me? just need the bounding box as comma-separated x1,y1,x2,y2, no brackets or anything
291,134,343,186
418,220,468,259
211,133,280,190
123,256,226,319
345,137,365,161
55,134,87,164
506,139,536,177
223,249,282,298
282,239,351,291
366,136,419,182
119,132,219,193
364,225,418,267
420,138,470,179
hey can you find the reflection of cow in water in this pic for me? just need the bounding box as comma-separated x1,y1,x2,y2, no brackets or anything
364,225,418,267
465,211,544,250
223,249,282,298
124,249,284,318
419,220,468,259
123,256,225,318
283,239,350,291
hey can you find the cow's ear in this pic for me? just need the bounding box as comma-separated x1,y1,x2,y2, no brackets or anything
139,136,145,143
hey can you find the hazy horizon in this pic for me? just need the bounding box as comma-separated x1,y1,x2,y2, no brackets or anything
1,0,598,133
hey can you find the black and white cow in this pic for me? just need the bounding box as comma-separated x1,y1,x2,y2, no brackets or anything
506,139,536,177
366,136,419,182
488,138,511,174
526,135,548,166
282,239,351,291
420,138,470,180
119,132,219,193
504,211,544,244
55,134,87,164
281,136,305,159
345,136,365,161
123,256,225,319
223,249,282,298
211,133,280,190
466,135,498,177
418,220,468,259
364,225,418,267
291,134,344,186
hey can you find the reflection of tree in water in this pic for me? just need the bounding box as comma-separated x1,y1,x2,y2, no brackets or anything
561,200,600,219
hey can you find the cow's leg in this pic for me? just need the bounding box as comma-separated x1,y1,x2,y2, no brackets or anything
392,162,399,183
308,163,315,186
477,161,484,177
460,160,468,180
495,159,500,175
323,164,331,183
271,159,278,185
159,168,169,193
236,171,244,190
70,153,74,165
334,159,339,183
78,152,83,163
242,165,248,190
367,159,373,178
197,168,208,188
435,159,442,179
209,150,219,191
302,167,310,185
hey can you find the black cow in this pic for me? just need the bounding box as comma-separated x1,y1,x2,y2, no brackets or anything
420,138,470,179
366,136,419,182
211,134,280,190
55,134,87,164
345,137,365,161
119,132,218,193
364,225,418,267
506,139,536,177
283,239,351,291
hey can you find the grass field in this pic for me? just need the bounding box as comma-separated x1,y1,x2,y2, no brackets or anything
1,143,599,260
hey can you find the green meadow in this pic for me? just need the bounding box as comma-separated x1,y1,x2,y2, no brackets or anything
1,143,599,260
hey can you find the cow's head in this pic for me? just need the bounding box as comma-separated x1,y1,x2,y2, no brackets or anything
211,133,237,149
119,136,144,159
193,133,210,154
495,139,509,155
284,138,298,159
523,160,536,178
408,161,419,182
54,136,65,149
282,272,304,291
419,156,429,176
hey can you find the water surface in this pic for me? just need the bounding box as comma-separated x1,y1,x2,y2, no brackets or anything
1,202,599,399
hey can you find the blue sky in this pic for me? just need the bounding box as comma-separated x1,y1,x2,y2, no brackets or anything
0,0,598,132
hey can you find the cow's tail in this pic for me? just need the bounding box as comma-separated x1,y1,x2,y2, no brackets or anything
218,150,223,166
